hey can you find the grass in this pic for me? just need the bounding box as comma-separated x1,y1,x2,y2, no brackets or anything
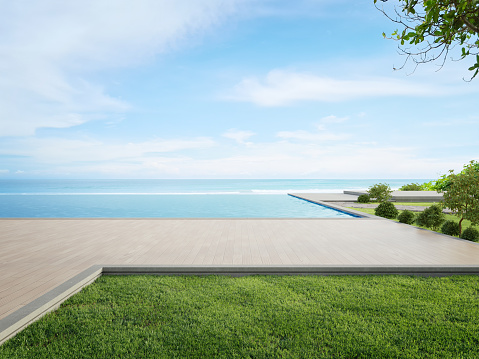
391,202,440,207
348,204,477,236
2,275,479,358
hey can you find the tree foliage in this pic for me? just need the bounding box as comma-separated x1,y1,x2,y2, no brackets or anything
421,174,454,191
375,0,479,79
422,160,479,191
441,160,479,234
416,204,445,231
367,183,393,202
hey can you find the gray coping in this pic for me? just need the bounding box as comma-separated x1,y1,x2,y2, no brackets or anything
103,265,479,276
0,265,102,345
290,192,359,202
3,264,479,345
288,194,378,218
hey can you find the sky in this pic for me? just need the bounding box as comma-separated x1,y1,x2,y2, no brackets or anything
0,0,478,179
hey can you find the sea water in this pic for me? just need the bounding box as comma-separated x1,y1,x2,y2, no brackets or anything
0,179,426,218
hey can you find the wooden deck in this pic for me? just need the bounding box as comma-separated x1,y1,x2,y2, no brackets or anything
2,217,479,322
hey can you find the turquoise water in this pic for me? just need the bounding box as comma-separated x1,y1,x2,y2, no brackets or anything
0,194,356,218
0,179,426,218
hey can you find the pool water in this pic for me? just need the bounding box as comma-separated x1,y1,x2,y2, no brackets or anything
0,194,356,218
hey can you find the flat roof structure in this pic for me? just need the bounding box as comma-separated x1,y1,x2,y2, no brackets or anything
1,196,479,343
343,190,443,202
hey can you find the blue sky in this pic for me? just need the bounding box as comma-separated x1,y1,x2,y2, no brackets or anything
0,0,478,179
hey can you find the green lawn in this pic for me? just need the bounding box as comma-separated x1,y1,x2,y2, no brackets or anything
391,202,440,207
2,275,479,358
348,206,476,235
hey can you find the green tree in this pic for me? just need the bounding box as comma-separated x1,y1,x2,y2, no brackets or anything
422,160,479,191
422,174,454,191
441,160,479,234
367,183,393,202
375,0,479,79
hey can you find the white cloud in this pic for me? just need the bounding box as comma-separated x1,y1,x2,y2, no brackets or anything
226,69,450,106
0,169,9,174
0,137,216,164
2,0,239,68
1,132,467,178
422,117,479,127
277,117,351,142
143,143,458,179
222,129,256,144
178,142,461,179
0,74,129,136
277,130,350,142
0,0,239,136
319,115,348,124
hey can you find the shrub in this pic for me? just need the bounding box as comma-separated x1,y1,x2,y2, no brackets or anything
357,194,370,203
398,210,416,224
400,183,418,191
441,220,460,236
375,202,398,219
367,183,393,202
460,227,479,242
399,183,423,191
416,205,445,231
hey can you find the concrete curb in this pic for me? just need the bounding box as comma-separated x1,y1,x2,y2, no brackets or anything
0,265,102,345
103,265,479,276
2,264,479,345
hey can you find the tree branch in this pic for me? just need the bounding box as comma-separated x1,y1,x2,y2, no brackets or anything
461,15,479,33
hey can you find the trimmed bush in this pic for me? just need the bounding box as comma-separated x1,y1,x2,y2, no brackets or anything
398,210,415,224
416,205,445,231
399,183,423,191
367,183,393,202
460,227,479,242
357,194,370,203
375,202,398,219
441,220,460,236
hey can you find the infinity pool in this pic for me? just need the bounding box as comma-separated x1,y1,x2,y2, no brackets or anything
0,194,357,218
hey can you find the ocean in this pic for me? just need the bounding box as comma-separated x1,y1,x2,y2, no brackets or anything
0,179,426,218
